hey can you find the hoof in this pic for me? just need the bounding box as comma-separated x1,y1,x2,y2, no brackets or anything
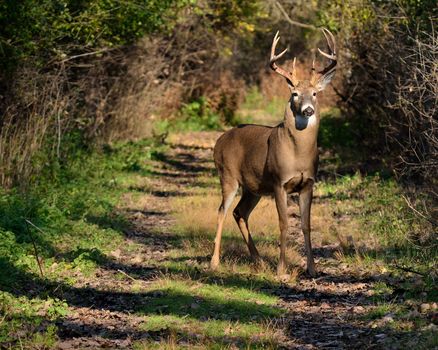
210,256,220,270
277,273,290,282
306,266,317,277
277,264,287,277
252,254,262,264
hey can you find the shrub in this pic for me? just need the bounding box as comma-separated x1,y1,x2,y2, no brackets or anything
316,0,437,220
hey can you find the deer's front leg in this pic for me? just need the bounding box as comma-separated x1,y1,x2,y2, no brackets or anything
274,186,288,278
299,184,316,276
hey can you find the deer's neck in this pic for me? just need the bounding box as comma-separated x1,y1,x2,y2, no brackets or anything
283,106,319,153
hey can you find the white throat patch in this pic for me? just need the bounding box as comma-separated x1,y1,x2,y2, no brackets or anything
295,113,317,129
296,103,317,130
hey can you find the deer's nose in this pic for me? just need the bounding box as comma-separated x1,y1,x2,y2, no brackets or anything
302,106,314,117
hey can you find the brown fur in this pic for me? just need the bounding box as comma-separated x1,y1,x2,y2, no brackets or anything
210,29,337,278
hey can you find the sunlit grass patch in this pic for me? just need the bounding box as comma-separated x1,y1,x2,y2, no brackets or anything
133,277,284,348
141,278,281,319
170,191,302,276
0,292,67,348
314,173,435,271
136,315,281,349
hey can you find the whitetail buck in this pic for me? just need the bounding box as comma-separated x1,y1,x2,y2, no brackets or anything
210,29,337,278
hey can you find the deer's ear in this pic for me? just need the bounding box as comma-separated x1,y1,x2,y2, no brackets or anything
316,70,335,91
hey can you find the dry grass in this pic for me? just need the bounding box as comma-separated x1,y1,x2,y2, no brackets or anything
172,190,305,277
312,198,368,251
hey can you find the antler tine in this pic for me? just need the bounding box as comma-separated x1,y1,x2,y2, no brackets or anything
310,52,317,84
271,31,288,61
317,28,337,75
292,57,297,85
270,31,297,86
322,28,336,53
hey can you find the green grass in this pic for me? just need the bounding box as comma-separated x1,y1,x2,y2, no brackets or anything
154,96,253,135
141,278,281,321
133,278,283,349
0,137,166,347
1,94,436,348
154,97,228,133
236,87,283,126
316,173,436,275
0,292,67,348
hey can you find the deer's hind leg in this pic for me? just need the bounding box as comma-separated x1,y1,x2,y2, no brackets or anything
211,180,238,270
233,189,261,260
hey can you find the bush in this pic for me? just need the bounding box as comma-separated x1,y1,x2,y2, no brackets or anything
0,0,263,188
316,0,437,219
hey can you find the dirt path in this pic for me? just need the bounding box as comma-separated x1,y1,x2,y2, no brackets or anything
55,131,407,349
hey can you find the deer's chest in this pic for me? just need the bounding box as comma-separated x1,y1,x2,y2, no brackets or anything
270,150,317,193
272,151,317,179
283,173,314,194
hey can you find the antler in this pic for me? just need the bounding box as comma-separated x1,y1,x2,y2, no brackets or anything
270,31,298,87
311,28,337,86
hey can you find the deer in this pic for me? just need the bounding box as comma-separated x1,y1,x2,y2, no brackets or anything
210,28,337,278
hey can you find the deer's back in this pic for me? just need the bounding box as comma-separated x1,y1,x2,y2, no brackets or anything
214,124,273,192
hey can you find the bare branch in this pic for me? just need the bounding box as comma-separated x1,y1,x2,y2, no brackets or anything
402,195,438,227
392,263,426,276
59,48,114,63
274,1,317,30
24,219,44,278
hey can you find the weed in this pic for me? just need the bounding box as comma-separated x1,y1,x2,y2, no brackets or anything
156,98,223,132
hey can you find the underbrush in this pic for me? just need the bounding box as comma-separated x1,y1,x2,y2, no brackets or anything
155,97,248,134
315,174,436,275
316,110,435,279
0,138,166,347
236,87,284,126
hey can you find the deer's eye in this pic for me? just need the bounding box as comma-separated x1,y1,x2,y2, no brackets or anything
313,92,317,97
292,92,299,97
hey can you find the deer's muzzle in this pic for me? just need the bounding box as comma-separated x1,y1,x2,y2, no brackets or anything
302,106,314,117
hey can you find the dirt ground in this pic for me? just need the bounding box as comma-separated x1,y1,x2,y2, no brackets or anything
54,131,434,349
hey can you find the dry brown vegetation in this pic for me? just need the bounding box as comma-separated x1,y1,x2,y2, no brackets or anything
1,1,437,348
327,2,438,221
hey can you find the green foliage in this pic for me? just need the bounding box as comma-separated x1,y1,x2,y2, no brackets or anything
204,0,262,33
103,138,168,174
179,98,222,131
156,98,223,132
0,292,67,346
0,0,186,71
0,0,266,73
317,0,435,38
241,86,265,110
395,0,437,30
318,109,356,149
0,138,170,347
